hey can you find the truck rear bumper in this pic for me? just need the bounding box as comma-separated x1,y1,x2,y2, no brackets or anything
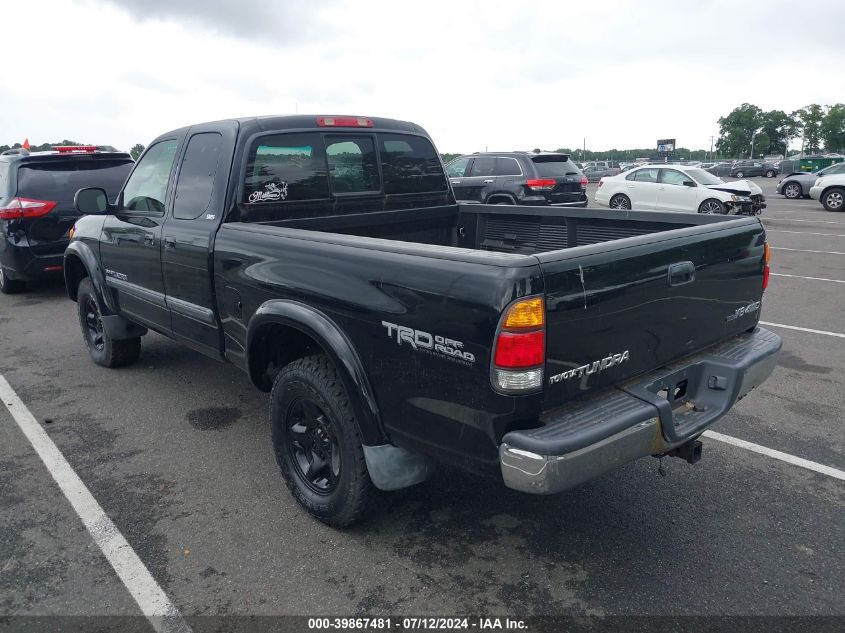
500,327,782,494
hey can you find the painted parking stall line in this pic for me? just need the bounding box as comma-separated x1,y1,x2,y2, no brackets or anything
703,431,845,482
0,374,191,633
771,247,845,256
763,217,845,225
770,272,845,284
760,321,845,339
766,230,845,238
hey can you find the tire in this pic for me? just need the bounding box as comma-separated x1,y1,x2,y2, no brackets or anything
783,182,802,199
76,278,141,367
821,187,845,212
609,194,631,210
699,199,727,214
765,170,775,178
734,171,744,179
0,267,26,294
270,354,374,527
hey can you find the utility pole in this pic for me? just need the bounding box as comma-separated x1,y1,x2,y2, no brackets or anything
709,136,715,162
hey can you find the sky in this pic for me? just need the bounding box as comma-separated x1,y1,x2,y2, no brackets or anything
2,0,844,155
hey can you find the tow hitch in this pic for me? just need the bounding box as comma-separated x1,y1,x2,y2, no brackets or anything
666,439,703,464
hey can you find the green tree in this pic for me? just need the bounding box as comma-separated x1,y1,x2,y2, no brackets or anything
130,143,145,160
795,104,826,154
757,110,798,157
820,103,845,153
716,103,764,158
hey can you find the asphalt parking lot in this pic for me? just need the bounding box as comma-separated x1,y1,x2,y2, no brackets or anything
1,177,843,629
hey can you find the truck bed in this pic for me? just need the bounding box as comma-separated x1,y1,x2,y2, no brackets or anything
250,202,741,256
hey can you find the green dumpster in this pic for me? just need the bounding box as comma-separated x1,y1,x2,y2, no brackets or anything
800,156,844,172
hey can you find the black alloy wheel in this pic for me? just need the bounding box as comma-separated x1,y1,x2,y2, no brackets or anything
287,398,341,494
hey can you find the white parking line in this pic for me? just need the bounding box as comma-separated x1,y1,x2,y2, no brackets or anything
770,272,845,284
760,321,845,339
763,218,845,225
0,375,191,633
703,431,845,482
771,247,845,256
766,230,845,237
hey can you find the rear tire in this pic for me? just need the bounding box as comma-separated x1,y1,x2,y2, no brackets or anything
699,199,727,214
734,171,744,179
821,187,845,212
0,268,25,294
270,354,374,527
765,170,775,178
609,194,631,210
783,182,802,199
76,278,141,367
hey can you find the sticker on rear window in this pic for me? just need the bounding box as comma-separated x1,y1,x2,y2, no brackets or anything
248,181,288,203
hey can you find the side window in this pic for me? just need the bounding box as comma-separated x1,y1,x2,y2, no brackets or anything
243,132,329,204
446,157,470,178
661,169,687,186
325,136,379,194
122,140,179,213
469,156,496,177
625,170,638,181
173,133,224,220
634,168,659,183
494,157,522,176
379,134,447,194
0,162,8,196
828,163,845,175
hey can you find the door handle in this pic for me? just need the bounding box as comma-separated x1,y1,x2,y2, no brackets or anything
164,236,176,249
450,179,462,184
143,234,155,246
668,261,695,287
483,179,494,184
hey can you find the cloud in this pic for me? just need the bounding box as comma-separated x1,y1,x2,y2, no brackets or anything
93,0,338,42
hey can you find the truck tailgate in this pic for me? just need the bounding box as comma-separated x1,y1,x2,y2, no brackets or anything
537,217,767,409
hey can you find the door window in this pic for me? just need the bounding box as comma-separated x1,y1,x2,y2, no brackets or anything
326,136,379,194
122,140,179,214
446,157,470,178
660,169,688,186
633,168,659,183
173,133,224,220
494,157,522,176
469,156,496,177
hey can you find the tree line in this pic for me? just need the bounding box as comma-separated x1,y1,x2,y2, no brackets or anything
716,103,844,158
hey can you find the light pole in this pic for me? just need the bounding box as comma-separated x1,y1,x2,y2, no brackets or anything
749,129,758,159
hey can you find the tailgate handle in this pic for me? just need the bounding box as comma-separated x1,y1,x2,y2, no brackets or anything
668,261,695,287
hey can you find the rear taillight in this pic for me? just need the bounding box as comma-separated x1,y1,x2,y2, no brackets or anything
525,179,556,192
492,296,545,393
0,197,57,220
763,242,770,290
580,176,588,190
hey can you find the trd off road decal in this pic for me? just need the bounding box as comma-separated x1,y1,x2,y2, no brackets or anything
248,182,288,203
382,321,475,365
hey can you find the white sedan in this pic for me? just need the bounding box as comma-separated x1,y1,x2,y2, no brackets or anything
594,165,765,214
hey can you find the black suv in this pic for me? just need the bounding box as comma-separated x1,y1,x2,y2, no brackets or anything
0,146,133,293
729,160,780,178
445,152,587,207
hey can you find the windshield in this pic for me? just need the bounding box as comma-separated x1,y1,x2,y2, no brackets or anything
686,168,724,185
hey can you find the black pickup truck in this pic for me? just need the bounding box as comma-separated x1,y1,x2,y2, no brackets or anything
65,115,781,526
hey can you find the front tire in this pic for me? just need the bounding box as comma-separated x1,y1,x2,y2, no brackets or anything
734,171,744,179
765,170,775,178
609,194,631,210
783,182,802,199
270,354,374,527
76,278,141,367
822,188,845,212
0,268,25,294
699,199,727,214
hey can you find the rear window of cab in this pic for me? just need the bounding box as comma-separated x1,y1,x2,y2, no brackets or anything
241,131,446,219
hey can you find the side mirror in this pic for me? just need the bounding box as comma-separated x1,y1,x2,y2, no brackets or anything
683,180,696,187
74,188,110,214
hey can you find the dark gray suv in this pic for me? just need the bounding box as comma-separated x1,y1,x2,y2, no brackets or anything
445,152,587,207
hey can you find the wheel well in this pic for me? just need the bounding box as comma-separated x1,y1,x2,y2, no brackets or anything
486,194,515,204
248,323,324,392
64,254,88,302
